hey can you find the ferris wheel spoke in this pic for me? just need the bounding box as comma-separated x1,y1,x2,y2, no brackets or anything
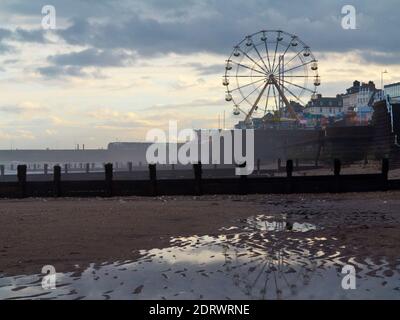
237,49,268,74
264,84,272,114
230,78,266,92
279,41,293,62
252,44,270,72
280,78,315,93
274,48,305,73
234,75,266,78
271,84,279,111
284,60,314,74
284,75,314,78
271,39,280,74
263,40,273,71
278,80,306,105
237,80,267,105
230,61,266,76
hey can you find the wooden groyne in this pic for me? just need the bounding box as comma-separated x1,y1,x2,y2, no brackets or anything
0,159,397,198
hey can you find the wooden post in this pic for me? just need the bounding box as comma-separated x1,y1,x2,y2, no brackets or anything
149,164,157,196
286,160,293,194
286,160,293,178
54,165,61,197
64,164,68,174
17,165,27,198
257,159,261,175
44,163,48,175
278,158,282,172
193,162,202,195
382,158,389,180
238,162,248,194
128,162,133,172
334,159,341,176
171,164,175,171
0,165,4,176
104,163,113,197
333,159,341,193
86,163,90,174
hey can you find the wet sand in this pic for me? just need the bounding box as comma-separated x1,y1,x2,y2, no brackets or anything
1,192,400,276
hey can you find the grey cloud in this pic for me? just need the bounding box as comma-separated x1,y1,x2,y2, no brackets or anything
13,28,48,43
359,51,400,65
37,65,86,78
186,63,223,75
1,0,399,65
48,48,136,67
37,65,106,79
53,1,400,62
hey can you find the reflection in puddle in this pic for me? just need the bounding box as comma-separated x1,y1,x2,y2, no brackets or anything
0,215,399,300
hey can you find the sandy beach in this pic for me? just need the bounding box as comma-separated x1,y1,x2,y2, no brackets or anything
1,191,399,277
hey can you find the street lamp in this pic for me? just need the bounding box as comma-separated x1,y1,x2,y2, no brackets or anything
381,70,388,89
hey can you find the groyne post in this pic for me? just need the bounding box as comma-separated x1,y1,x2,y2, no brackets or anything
334,159,341,193
382,158,389,191
104,163,113,197
334,159,341,176
382,158,389,180
278,159,282,172
286,160,293,178
286,160,293,193
17,165,27,198
64,164,68,174
238,162,248,195
44,164,48,175
86,163,90,174
257,159,261,174
193,162,202,195
0,165,4,176
54,165,61,197
128,162,133,173
149,164,157,196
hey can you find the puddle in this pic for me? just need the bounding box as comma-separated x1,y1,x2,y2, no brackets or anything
0,215,399,300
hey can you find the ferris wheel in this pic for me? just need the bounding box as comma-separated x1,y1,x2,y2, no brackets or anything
223,30,320,125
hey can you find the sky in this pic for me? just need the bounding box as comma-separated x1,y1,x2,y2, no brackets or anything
0,0,399,149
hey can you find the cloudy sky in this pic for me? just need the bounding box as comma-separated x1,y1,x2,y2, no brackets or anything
0,0,399,149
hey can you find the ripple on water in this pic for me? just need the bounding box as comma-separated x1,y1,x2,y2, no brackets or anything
0,215,399,300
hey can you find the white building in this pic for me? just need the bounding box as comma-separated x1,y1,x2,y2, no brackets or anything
304,94,343,117
342,80,382,113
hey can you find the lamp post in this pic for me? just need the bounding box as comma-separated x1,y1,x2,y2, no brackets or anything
381,70,388,90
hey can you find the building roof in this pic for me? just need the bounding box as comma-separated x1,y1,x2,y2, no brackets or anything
306,94,342,109
384,82,400,89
